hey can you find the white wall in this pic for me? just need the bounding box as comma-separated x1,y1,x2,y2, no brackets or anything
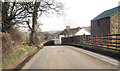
59,35,65,44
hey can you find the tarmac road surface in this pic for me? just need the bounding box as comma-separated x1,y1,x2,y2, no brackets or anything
22,46,118,69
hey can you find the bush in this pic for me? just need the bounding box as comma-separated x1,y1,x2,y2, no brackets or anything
1,32,13,59
37,32,45,43
35,37,40,45
35,34,41,45
8,27,26,45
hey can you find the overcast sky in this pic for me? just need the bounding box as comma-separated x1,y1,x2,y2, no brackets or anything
39,0,120,32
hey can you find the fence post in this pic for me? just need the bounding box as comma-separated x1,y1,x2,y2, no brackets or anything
96,34,98,45
85,35,86,43
91,35,93,45
101,34,103,47
80,36,81,43
107,34,110,48
116,33,118,50
80,36,82,43
83,36,84,44
88,35,89,44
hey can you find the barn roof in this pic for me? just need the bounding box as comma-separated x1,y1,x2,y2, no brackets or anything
92,6,120,21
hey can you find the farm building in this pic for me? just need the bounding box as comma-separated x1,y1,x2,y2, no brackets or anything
58,26,90,44
58,26,80,44
75,27,91,36
59,26,80,37
91,6,120,36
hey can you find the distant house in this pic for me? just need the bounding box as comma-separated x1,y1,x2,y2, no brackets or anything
75,27,91,36
91,6,120,36
59,26,80,37
58,26,80,44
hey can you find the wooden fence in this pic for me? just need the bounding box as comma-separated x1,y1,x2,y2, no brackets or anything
62,34,120,50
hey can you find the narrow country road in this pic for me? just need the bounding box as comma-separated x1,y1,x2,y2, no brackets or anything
22,46,118,69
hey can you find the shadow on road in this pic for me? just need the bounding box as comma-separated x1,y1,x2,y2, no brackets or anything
44,40,55,46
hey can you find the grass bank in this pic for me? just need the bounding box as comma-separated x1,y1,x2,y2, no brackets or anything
2,45,39,69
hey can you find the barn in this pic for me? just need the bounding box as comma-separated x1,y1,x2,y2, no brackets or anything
91,6,120,36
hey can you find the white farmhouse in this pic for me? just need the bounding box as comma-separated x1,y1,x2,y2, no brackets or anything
75,27,91,36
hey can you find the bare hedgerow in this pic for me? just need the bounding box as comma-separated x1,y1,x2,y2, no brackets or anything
1,32,13,59
8,27,27,45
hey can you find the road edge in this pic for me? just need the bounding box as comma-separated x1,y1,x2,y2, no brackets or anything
15,47,43,70
66,45,120,69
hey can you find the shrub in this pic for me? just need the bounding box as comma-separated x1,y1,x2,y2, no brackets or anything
28,33,41,45
1,32,13,59
35,34,41,45
8,27,26,45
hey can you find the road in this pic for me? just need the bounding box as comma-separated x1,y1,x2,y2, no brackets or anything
22,46,118,69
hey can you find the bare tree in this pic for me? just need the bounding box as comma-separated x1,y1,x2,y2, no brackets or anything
2,0,64,45
21,0,64,45
2,2,27,32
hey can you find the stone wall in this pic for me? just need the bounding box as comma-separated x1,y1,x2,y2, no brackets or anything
110,11,120,34
62,36,84,44
73,36,81,43
119,11,120,34
62,37,73,44
91,17,110,36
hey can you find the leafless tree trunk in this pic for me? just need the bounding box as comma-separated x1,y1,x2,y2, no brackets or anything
30,2,40,45
2,0,64,45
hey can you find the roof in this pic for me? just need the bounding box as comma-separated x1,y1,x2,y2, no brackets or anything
75,27,91,36
59,28,79,36
92,6,120,21
82,27,91,33
75,29,90,36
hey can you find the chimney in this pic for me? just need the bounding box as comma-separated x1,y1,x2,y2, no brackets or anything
77,26,80,31
66,26,70,30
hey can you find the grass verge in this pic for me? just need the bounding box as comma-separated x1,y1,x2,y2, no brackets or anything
2,45,38,69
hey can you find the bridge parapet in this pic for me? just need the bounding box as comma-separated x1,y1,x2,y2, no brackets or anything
62,34,120,50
